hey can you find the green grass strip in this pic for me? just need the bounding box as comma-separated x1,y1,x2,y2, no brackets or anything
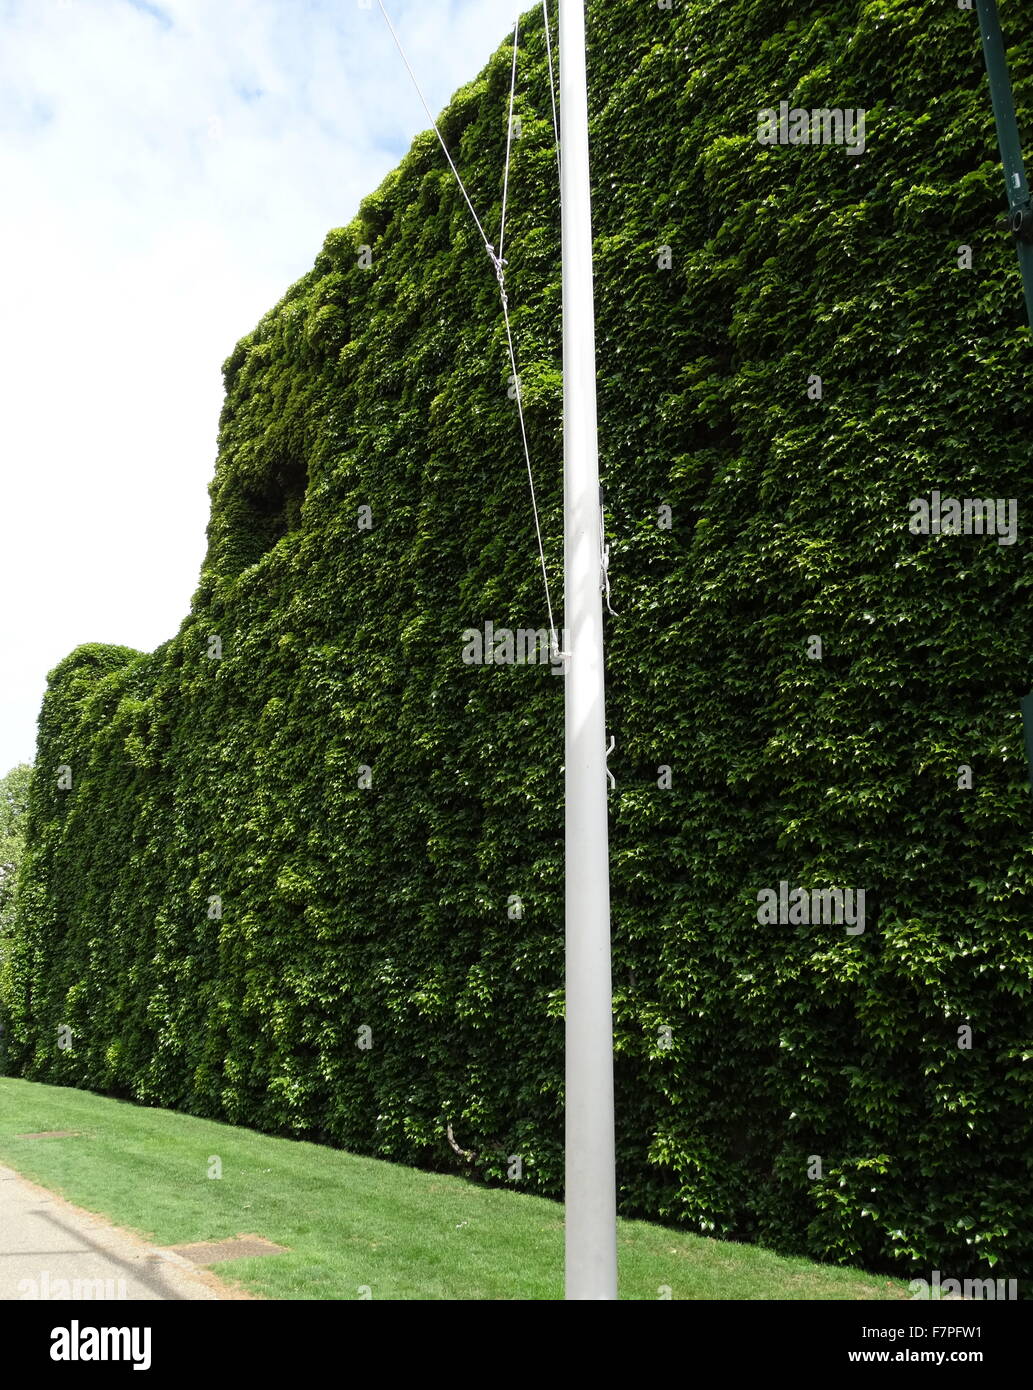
0,1078,908,1301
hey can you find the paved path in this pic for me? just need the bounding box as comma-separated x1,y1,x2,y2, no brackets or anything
0,1163,247,1300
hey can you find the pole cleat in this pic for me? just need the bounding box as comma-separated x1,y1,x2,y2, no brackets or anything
1010,204,1033,242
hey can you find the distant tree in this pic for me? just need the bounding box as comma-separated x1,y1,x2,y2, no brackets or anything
0,763,32,936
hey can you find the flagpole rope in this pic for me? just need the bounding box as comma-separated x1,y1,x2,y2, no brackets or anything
376,2,562,655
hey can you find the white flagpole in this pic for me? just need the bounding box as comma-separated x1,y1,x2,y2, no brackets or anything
559,0,618,1301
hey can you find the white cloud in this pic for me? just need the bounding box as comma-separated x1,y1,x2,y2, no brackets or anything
0,0,522,771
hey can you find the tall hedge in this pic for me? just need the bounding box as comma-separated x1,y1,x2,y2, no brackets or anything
8,0,1033,1282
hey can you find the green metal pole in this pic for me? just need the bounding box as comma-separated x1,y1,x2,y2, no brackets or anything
974,3,1033,779
975,0,1033,330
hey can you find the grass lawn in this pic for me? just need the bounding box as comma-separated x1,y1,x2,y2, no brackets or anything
0,1077,908,1300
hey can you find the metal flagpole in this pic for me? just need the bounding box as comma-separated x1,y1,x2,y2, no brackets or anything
975,0,1033,331
974,3,1033,778
559,0,618,1300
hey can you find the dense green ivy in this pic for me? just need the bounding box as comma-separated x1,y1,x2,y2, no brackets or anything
7,0,1033,1281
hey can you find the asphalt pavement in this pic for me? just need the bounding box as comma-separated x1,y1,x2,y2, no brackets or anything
0,1163,241,1301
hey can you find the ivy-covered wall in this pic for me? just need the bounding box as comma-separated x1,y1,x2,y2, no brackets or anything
7,0,1033,1280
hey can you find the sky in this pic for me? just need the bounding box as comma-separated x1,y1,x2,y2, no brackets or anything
0,0,521,774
